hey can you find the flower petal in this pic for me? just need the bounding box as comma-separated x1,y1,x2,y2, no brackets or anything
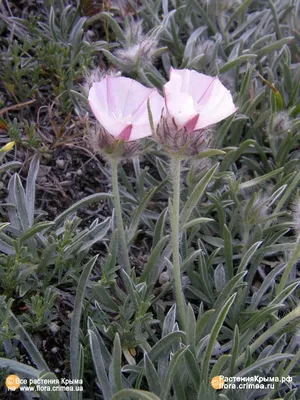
169,68,218,106
132,90,165,125
164,72,198,127
164,68,237,131
118,125,133,141
194,78,237,129
88,104,130,138
89,76,164,141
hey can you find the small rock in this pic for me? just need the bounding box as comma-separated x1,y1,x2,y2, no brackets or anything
51,347,58,354
56,159,65,169
50,322,60,335
159,271,170,285
182,276,191,288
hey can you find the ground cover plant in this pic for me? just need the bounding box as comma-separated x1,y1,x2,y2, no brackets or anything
0,0,300,399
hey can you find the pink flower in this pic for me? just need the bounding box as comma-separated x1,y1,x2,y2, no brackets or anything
163,68,237,132
88,76,164,142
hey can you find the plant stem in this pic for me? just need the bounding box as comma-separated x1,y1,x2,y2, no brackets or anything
170,155,186,330
111,157,131,274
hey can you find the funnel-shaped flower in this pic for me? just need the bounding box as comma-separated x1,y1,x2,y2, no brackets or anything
163,68,237,132
88,76,164,142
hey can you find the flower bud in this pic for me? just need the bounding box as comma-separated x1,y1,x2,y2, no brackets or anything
0,141,15,152
292,195,300,236
114,21,159,72
196,40,215,64
82,67,121,98
272,111,292,134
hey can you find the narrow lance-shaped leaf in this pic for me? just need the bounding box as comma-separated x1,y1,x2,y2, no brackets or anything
180,163,219,226
111,333,123,393
201,294,236,383
161,347,189,400
25,153,40,226
112,389,161,400
144,354,162,396
70,255,98,380
89,330,113,400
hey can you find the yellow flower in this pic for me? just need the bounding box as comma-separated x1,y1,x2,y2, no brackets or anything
0,141,15,152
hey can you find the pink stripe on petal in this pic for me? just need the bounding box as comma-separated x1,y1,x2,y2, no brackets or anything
184,114,200,133
106,76,114,115
118,125,133,141
196,76,218,105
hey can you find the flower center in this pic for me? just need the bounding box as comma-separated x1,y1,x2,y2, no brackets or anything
111,112,132,124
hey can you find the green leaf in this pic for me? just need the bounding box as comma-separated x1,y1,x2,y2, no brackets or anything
93,284,119,312
201,294,236,382
0,161,22,173
229,325,240,376
25,153,40,226
239,167,283,189
220,54,257,73
88,318,112,369
237,241,262,274
235,304,300,369
70,255,98,380
209,354,231,380
235,354,294,378
9,312,50,372
180,163,219,226
147,98,156,136
250,263,286,309
89,330,113,400
0,222,10,233
144,354,162,396
98,12,126,43
256,37,294,57
54,193,112,226
13,174,30,232
186,303,196,350
139,235,169,287
0,358,40,378
214,272,247,311
193,149,226,159
112,389,161,400
223,225,233,281
19,221,54,244
161,347,188,400
184,348,201,389
270,282,299,306
153,207,168,247
181,218,214,231
128,181,167,243
111,333,123,392
147,331,186,364
196,309,215,341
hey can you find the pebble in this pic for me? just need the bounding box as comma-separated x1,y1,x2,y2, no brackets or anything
159,271,170,285
56,159,65,168
50,322,60,335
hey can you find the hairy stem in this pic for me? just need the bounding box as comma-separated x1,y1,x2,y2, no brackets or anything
170,155,186,330
111,158,131,274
